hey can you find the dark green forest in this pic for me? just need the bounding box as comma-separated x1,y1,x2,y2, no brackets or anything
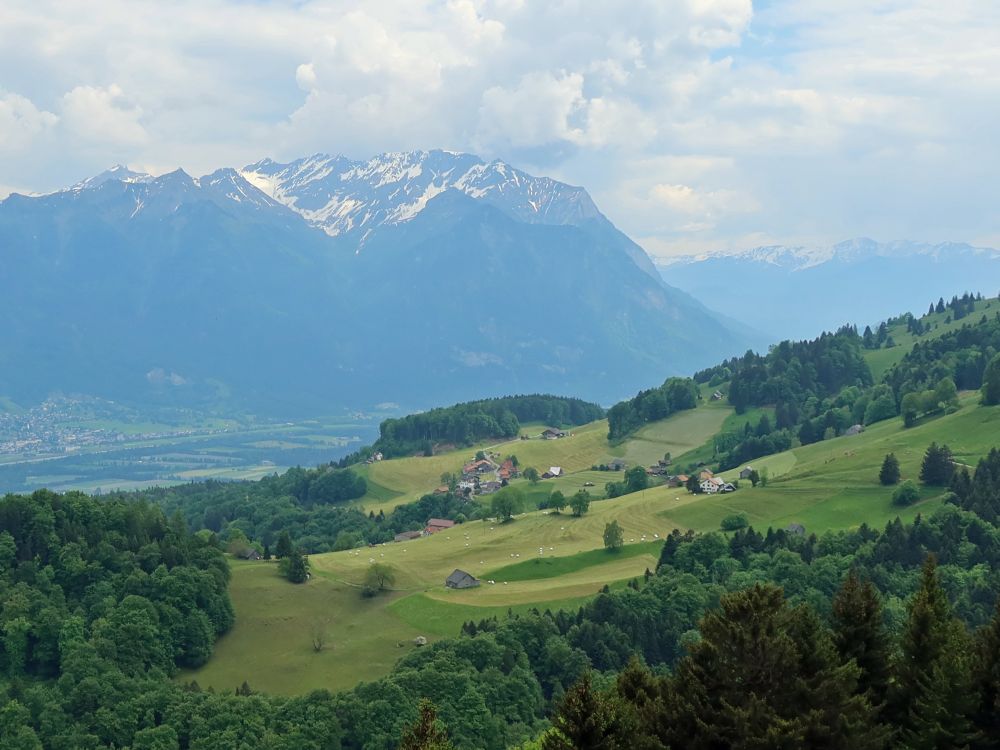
4,451,1000,748
605,378,700,441
358,395,605,459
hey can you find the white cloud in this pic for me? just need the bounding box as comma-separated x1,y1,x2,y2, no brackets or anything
61,84,147,146
0,91,57,152
0,0,997,256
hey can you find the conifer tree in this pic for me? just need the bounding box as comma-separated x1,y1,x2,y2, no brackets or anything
275,530,293,559
399,700,455,750
831,570,891,712
890,556,976,747
970,601,1000,748
919,442,955,485
879,453,901,486
982,353,1000,406
662,584,882,749
543,672,635,750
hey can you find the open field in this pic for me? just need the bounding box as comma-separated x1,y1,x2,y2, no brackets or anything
186,390,1000,697
610,402,732,467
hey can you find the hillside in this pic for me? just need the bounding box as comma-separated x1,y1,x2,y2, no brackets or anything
0,152,762,417
183,387,1000,695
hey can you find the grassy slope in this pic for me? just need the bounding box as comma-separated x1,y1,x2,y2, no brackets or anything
187,302,1000,696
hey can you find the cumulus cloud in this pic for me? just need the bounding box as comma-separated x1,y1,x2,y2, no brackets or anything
0,91,57,152
61,84,147,146
0,0,997,256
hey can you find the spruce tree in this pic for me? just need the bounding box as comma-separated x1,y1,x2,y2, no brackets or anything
399,700,455,750
879,453,901,486
982,353,1000,406
543,672,636,750
662,584,882,749
970,601,1000,748
890,556,976,747
275,530,293,559
919,442,954,486
831,570,891,712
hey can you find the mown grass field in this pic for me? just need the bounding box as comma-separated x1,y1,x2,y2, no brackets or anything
186,385,1000,697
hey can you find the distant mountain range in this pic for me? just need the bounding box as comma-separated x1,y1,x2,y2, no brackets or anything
0,150,761,414
660,238,1000,340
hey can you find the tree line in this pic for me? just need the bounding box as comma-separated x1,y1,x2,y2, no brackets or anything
346,394,605,459
606,378,699,441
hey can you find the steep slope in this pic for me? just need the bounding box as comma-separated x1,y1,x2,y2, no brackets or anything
0,157,761,414
661,238,1000,339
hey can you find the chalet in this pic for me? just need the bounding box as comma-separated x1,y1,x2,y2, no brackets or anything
240,548,262,561
542,466,564,479
499,458,518,479
710,391,724,401
609,459,627,471
664,475,684,488
844,424,865,437
445,569,480,589
700,477,726,494
541,428,566,440
425,518,456,534
394,530,423,543
698,469,715,481
478,481,502,495
739,466,755,480
433,485,450,495
646,465,667,476
720,482,737,493
786,523,806,535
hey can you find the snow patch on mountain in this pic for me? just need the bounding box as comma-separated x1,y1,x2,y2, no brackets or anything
661,238,1000,271
239,149,603,238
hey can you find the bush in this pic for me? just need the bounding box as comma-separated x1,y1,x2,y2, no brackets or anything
720,514,749,531
892,480,920,506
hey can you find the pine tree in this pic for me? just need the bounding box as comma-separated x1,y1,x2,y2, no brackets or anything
970,601,1000,748
399,700,455,750
919,442,955,485
275,530,293,559
831,571,891,712
879,454,901,486
662,584,882,749
982,353,1000,406
543,672,636,750
890,556,976,747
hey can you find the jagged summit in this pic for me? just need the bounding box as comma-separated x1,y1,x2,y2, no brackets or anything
239,149,603,237
70,164,153,191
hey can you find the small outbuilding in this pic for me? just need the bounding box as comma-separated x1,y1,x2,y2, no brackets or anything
786,523,806,535
240,549,262,561
844,424,865,437
445,569,480,589
739,466,755,480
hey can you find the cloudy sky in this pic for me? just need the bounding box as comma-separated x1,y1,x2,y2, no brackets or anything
2,0,998,257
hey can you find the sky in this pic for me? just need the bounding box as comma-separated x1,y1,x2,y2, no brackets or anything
1,0,999,258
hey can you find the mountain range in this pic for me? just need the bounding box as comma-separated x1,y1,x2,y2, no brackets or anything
0,150,761,414
660,238,1000,340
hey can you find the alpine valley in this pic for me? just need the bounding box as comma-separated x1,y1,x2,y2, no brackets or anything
0,151,763,416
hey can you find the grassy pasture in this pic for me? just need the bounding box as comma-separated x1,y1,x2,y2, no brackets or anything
186,391,1000,698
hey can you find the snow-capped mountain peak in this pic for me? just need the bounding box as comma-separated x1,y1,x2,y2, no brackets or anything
239,149,603,238
70,164,153,192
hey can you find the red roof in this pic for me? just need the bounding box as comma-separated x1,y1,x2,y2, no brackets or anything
426,518,456,529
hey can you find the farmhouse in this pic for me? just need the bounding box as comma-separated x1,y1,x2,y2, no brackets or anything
739,466,755,479
425,518,456,534
240,548,262,561
710,390,724,401
698,469,715,481
478,480,502,495
700,477,726,494
445,569,480,589
394,530,423,543
786,523,806,535
541,428,566,440
608,459,627,471
542,466,564,479
844,424,865,437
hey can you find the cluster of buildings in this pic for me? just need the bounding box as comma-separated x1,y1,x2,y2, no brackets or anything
0,396,210,457
434,454,520,497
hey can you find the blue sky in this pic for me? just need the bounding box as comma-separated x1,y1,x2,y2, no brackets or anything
1,0,998,258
